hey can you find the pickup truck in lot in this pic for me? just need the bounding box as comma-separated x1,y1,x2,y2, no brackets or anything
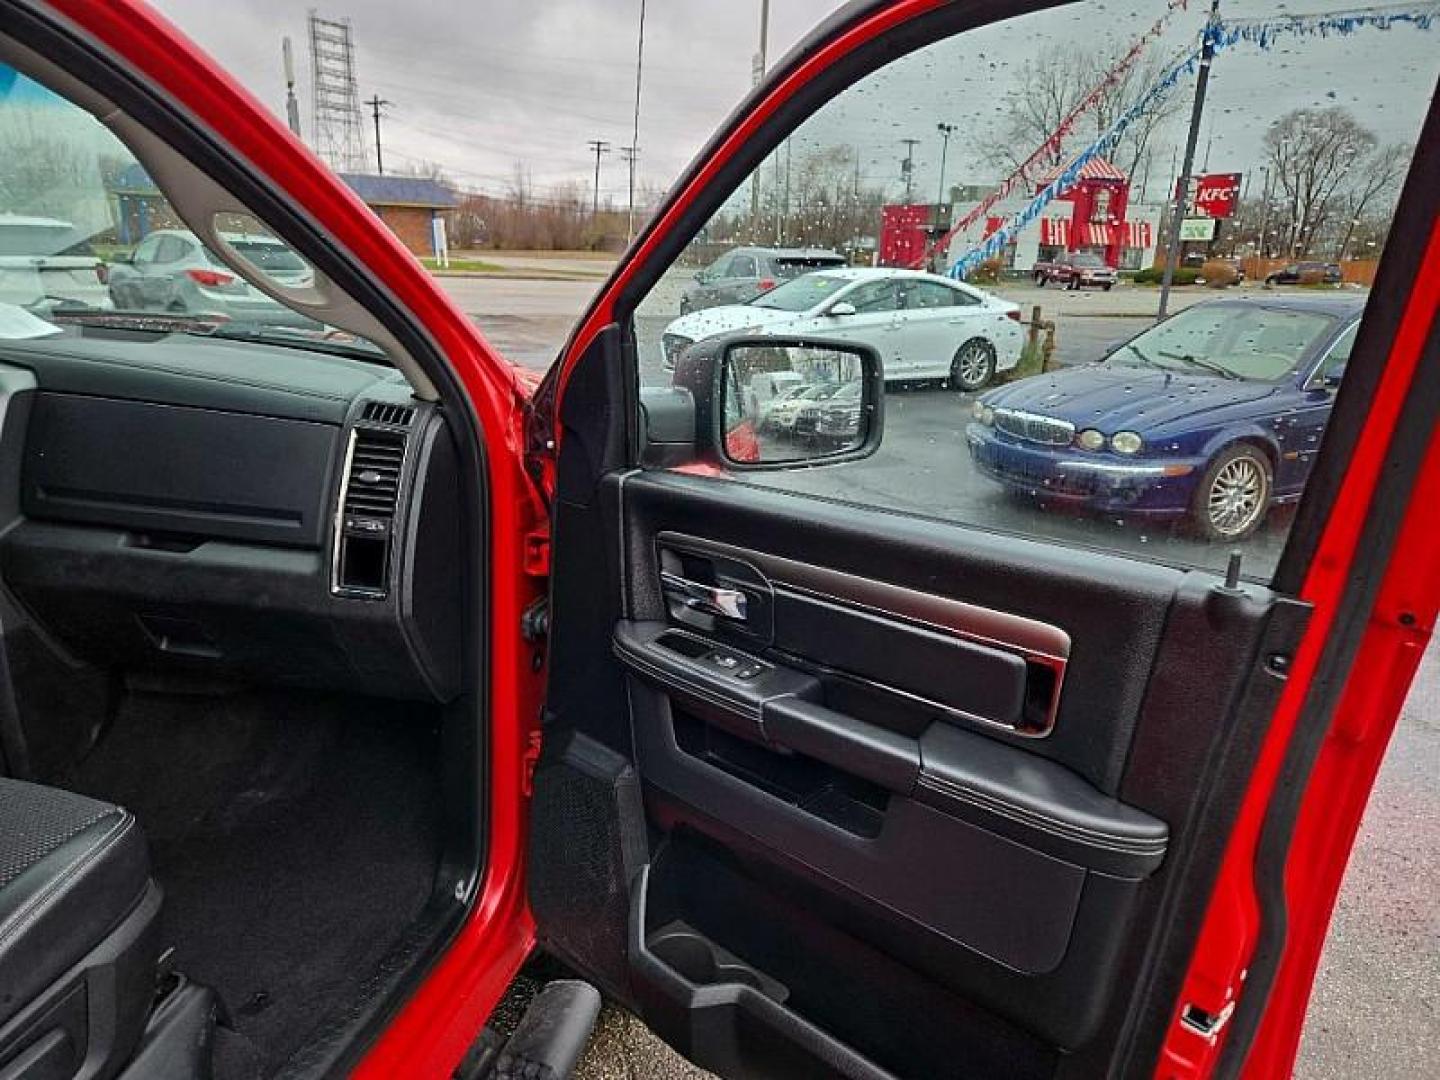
1032,251,1117,290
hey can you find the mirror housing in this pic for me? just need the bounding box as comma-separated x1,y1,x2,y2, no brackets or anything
693,270,709,283
671,333,884,470
827,301,857,317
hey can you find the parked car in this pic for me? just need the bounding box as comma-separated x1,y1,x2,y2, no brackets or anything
1264,261,1343,286
680,246,847,313
0,214,112,313
107,228,317,325
1032,251,1118,290
968,295,1363,539
762,380,849,434
797,380,864,446
663,267,1024,391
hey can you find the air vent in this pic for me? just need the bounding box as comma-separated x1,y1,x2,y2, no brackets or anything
360,401,415,426
343,429,405,519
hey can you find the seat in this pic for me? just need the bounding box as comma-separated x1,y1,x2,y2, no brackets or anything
0,779,161,1080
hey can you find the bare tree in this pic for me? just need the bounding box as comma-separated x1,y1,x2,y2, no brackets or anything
1264,107,1376,258
1335,142,1410,260
981,45,1180,184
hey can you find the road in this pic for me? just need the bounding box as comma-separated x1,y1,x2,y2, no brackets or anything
434,271,1434,1077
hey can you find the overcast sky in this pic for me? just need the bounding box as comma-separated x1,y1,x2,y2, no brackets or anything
149,0,1440,208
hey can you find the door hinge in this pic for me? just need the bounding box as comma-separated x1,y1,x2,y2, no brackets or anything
524,528,551,577
521,730,543,798
521,597,550,642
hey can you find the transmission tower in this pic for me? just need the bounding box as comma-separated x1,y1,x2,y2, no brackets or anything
308,11,367,172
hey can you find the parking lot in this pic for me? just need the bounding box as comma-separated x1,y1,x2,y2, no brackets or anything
440,269,1434,1079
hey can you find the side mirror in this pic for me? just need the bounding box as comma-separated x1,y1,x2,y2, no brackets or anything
693,270,710,283
1323,364,1346,389
827,302,857,317
671,333,884,469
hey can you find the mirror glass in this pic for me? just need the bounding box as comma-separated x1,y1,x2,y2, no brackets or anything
721,343,873,465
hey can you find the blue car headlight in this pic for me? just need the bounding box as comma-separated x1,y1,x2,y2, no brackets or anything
1075,428,1105,451
1111,431,1143,455
972,401,994,426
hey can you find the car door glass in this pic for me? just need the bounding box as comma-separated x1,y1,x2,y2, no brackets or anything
729,255,757,278
845,281,898,314
629,0,1440,580
904,282,960,310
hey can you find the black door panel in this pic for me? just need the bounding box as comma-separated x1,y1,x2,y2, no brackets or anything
534,461,1309,1077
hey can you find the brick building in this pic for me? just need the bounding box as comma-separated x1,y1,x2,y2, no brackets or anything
338,174,457,257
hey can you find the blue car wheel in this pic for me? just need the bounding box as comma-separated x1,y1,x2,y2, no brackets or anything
1193,444,1273,541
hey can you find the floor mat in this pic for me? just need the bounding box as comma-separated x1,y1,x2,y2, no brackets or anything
61,688,443,1075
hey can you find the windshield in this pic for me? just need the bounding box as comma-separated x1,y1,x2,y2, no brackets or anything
773,256,846,279
1112,304,1337,382
0,66,378,360
750,272,848,311
1072,254,1104,267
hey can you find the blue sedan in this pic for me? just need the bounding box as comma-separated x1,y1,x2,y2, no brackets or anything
966,296,1364,540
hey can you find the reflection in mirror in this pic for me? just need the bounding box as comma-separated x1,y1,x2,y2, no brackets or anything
722,343,872,465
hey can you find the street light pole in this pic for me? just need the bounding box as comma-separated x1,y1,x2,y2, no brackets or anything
935,122,956,207
749,0,770,239
628,0,647,242
1158,0,1221,319
900,138,920,205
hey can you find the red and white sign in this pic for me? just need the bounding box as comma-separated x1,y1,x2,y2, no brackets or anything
1177,173,1243,219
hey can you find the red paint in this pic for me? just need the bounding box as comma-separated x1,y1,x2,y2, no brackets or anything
1156,215,1440,1079
878,204,942,268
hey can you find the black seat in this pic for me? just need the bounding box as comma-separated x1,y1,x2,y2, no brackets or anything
0,779,162,1080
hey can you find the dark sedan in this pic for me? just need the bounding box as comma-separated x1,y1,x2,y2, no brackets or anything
966,296,1363,540
1264,261,1343,286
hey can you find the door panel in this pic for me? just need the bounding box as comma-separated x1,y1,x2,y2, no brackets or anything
533,432,1308,1077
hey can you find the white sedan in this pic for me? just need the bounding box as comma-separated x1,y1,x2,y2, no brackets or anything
661,267,1025,391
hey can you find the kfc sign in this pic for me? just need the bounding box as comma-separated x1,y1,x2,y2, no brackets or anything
1176,173,1243,219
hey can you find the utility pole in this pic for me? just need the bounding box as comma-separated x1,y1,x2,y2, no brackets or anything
749,0,770,239
1255,165,1271,258
1159,0,1220,319
628,0,647,242
366,94,392,175
282,37,301,138
587,139,611,218
935,123,956,207
900,138,920,205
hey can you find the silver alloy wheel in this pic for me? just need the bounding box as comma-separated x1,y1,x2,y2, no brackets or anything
1206,454,1268,537
952,339,995,391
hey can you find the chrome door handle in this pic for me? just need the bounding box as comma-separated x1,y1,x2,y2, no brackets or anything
660,572,748,620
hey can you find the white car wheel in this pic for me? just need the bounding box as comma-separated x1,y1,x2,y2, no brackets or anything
951,339,997,392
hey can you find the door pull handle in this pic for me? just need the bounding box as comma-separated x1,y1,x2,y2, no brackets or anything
660,572,748,620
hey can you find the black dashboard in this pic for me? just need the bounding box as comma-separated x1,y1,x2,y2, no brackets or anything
0,327,464,703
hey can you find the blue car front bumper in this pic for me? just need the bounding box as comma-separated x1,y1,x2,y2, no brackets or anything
966,425,1203,516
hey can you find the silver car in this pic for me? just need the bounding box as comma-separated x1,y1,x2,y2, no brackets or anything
107,229,317,326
